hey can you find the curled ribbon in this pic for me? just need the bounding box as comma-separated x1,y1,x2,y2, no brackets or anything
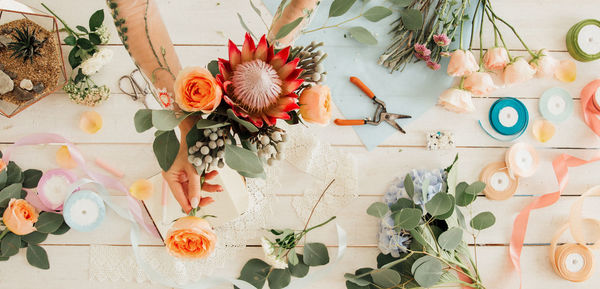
581,79,600,137
509,153,600,288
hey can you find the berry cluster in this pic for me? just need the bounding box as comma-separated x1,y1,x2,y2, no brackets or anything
254,128,287,166
187,127,231,171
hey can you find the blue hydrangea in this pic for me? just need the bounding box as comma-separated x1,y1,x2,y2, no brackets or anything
378,213,411,257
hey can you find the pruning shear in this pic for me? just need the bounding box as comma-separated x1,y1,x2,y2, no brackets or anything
334,77,411,133
119,69,162,109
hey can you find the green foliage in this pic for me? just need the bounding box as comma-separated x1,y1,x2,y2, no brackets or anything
404,174,414,199
390,0,413,7
1,232,20,257
0,183,23,207
366,202,389,218
401,8,424,30
393,208,421,230
227,109,259,133
153,130,179,171
152,110,185,131
35,212,64,234
268,269,291,289
133,109,153,133
363,6,393,22
470,212,496,230
425,193,453,216
411,256,442,288
207,60,220,77
437,227,463,251
196,119,230,129
236,258,271,289
288,254,309,277
22,232,48,244
89,9,105,31
22,169,42,189
371,269,401,287
26,245,49,269
303,243,329,266
348,26,377,45
275,17,304,40
224,144,264,178
329,0,357,17
8,26,45,63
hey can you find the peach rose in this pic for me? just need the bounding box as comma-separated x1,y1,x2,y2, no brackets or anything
447,50,479,77
165,216,216,258
298,85,332,125
3,199,39,235
504,58,536,85
483,47,510,70
174,67,222,113
438,88,476,113
530,53,558,78
464,72,497,95
0,159,6,172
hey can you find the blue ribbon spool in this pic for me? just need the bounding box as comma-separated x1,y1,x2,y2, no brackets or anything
63,190,106,232
480,97,529,141
539,87,573,123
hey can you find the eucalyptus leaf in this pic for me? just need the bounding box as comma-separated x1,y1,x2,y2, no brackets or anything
152,110,184,131
348,26,377,45
404,174,414,199
390,0,413,7
207,60,220,77
289,254,309,277
363,6,392,22
26,245,49,269
435,194,455,220
196,119,230,129
225,144,264,176
411,256,442,288
303,242,329,266
35,212,63,233
153,130,179,171
227,109,259,133
370,268,401,287
237,13,257,40
22,232,48,244
51,222,70,235
329,0,357,17
393,207,421,230
390,198,414,212
0,183,23,207
22,169,42,189
465,181,486,196
237,258,271,289
446,162,458,195
470,211,496,230
6,161,23,184
1,232,20,257
288,248,299,266
366,202,389,218
437,227,463,251
455,182,475,207
344,273,371,286
89,9,105,31
275,16,303,40
0,170,7,189
267,268,291,289
401,9,424,30
249,0,262,17
425,193,453,216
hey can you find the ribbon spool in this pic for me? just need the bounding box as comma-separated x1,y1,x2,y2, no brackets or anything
63,189,106,232
37,169,77,211
505,143,539,178
539,87,574,123
479,98,529,141
566,19,600,62
479,162,519,200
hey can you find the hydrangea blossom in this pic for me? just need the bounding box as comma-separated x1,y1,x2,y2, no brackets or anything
378,213,411,257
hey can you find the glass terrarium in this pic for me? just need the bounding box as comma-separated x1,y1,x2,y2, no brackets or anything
0,8,67,118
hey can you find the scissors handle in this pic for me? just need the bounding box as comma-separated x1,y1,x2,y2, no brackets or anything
350,76,375,99
334,119,366,126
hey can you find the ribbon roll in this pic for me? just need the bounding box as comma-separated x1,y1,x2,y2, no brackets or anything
479,162,519,200
479,97,529,141
539,87,573,123
566,19,600,62
63,190,106,232
37,169,77,211
505,143,539,178
581,79,600,136
550,225,595,283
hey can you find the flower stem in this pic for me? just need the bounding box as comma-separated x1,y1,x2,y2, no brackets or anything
302,14,363,34
301,179,335,232
478,0,485,65
485,2,535,57
41,3,78,37
0,229,8,241
468,0,482,49
484,7,512,61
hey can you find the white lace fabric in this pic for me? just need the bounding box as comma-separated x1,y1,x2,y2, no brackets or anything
89,124,358,284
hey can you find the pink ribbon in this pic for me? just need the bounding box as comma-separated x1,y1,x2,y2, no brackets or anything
509,153,600,288
580,79,600,136
2,133,159,237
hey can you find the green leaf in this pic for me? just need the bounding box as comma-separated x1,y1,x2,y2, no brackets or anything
207,60,220,77
390,198,414,212
425,193,453,216
89,33,101,45
303,242,329,266
267,268,291,289
390,0,413,7
6,161,23,184
455,182,475,207
371,268,401,287
0,183,23,207
26,245,49,269
237,13,257,40
437,227,463,251
401,8,424,30
249,0,262,17
1,232,20,257
224,144,264,176
470,211,496,230
348,26,377,45
22,232,48,244
237,258,271,289
446,161,458,196
393,208,421,230
412,256,442,288
68,46,81,68
196,119,230,129
366,202,389,218
134,109,153,133
227,109,259,133
51,222,70,235
363,6,392,22
289,254,309,277
76,25,89,33
77,38,93,50
153,130,179,171
344,273,371,286
0,170,7,189
275,16,303,40
64,35,76,46
465,181,486,196
329,0,357,17
89,9,105,31
35,212,63,233
404,174,414,199
22,169,42,189
152,110,184,131
288,248,299,266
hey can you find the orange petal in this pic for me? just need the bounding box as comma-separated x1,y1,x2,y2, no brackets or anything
255,35,269,62
241,33,255,63
270,46,290,70
79,111,103,134
532,119,556,143
129,179,153,200
228,40,241,69
56,146,77,169
554,59,576,83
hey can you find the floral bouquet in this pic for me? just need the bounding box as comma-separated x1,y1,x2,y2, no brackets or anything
345,156,495,289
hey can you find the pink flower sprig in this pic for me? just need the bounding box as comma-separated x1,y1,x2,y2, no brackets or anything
433,34,451,47
414,43,432,61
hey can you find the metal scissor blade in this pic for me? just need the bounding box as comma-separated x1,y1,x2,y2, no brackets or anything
385,118,406,134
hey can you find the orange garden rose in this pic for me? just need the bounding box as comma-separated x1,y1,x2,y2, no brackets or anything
298,85,332,125
165,216,217,258
174,67,223,113
0,159,6,172
3,199,39,235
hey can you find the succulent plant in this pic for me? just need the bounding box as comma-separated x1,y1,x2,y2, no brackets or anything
8,26,47,63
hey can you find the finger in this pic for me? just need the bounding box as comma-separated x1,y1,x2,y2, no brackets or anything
199,197,214,207
202,182,223,193
204,170,219,180
185,166,202,208
162,172,192,213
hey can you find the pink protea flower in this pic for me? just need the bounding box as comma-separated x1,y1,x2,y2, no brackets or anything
426,61,441,71
217,33,303,127
415,52,431,61
433,34,451,47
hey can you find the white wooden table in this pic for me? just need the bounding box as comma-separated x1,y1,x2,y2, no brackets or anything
1,0,600,288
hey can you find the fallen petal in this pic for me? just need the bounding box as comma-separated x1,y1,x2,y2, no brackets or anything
554,59,577,83
56,146,78,169
532,119,556,143
80,111,103,134
129,179,153,200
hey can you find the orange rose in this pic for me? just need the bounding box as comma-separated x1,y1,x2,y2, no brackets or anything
298,85,332,125
165,216,216,258
3,199,39,235
0,159,6,172
174,67,222,113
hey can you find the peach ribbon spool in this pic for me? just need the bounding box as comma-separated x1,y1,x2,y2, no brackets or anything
479,162,519,200
505,142,539,178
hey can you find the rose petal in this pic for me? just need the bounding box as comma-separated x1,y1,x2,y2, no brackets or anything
532,119,556,143
129,179,153,200
79,111,103,134
56,145,78,169
554,59,577,83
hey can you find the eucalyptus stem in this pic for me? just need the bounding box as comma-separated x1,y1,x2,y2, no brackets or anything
41,3,78,37
302,14,363,34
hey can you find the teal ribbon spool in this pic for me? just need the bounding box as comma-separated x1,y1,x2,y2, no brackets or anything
539,87,574,123
63,190,106,232
566,19,600,62
479,97,529,141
